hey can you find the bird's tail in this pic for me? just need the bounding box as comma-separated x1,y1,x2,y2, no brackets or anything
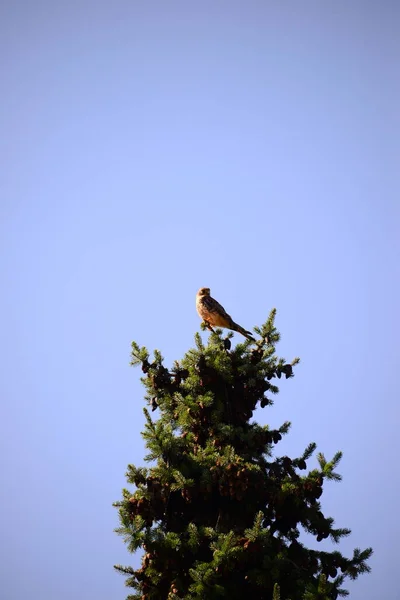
232,322,255,342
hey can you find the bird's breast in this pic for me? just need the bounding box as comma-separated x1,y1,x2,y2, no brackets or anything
196,298,208,318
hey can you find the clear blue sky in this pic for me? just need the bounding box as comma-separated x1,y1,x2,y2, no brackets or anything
1,2,399,599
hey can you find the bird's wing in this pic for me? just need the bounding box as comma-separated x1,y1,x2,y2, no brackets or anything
203,295,232,320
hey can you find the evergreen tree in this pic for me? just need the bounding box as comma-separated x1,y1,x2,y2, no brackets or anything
114,310,372,599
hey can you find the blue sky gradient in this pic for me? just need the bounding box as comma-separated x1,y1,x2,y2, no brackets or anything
1,2,399,599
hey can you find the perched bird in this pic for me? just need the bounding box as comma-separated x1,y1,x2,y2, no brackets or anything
196,287,255,341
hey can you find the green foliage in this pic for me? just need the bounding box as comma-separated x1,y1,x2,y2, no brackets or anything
115,310,372,599
273,583,281,600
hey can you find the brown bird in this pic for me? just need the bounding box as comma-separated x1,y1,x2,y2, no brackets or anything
196,287,255,341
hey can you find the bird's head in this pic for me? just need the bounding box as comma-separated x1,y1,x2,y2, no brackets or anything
197,287,211,297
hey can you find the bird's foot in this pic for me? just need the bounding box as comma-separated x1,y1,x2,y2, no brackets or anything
204,321,216,333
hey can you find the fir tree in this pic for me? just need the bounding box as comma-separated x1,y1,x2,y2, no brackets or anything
114,310,372,599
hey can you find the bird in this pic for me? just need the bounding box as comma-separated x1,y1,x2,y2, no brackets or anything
196,287,255,341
